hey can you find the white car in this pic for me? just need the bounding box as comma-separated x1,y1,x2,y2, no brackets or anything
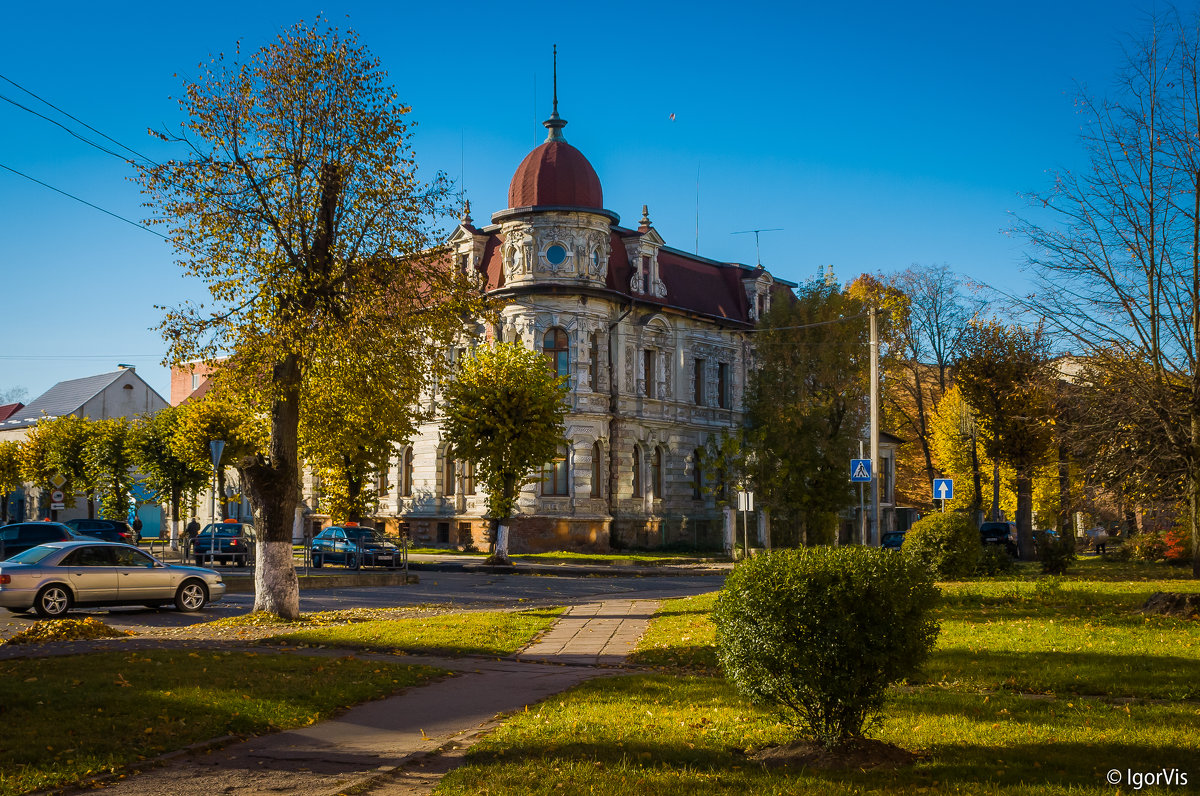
0,540,226,618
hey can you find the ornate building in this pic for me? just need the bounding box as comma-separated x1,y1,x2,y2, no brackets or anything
309,95,791,553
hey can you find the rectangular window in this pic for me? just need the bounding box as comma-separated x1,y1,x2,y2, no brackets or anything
541,446,569,496
589,334,600,390
463,461,476,496
191,373,201,391
641,255,650,294
717,362,729,409
643,349,655,398
694,359,706,405
436,522,450,544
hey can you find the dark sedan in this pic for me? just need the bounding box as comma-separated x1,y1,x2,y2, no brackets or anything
0,540,225,617
192,521,255,567
0,522,80,560
311,524,401,569
64,518,137,545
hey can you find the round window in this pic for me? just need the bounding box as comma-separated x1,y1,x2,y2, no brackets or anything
546,244,567,266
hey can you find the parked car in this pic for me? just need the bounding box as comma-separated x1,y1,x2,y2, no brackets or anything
979,521,1018,557
881,532,906,550
310,524,401,569
0,540,225,617
64,519,137,545
0,522,80,560
192,520,255,567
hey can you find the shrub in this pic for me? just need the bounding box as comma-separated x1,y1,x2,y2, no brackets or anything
1036,531,1075,575
903,512,980,579
975,544,1015,576
1164,525,1194,563
713,546,940,749
1129,531,1168,562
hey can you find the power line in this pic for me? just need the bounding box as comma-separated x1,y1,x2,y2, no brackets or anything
0,92,133,162
0,160,166,239
0,73,156,164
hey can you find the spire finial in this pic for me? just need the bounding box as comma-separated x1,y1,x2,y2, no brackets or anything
461,199,472,225
543,44,567,142
639,204,651,232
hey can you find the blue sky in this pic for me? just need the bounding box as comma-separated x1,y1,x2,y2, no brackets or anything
0,0,1168,400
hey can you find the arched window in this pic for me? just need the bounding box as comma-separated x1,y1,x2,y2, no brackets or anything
463,460,476,496
652,446,664,499
542,444,569,496
543,327,570,379
693,448,704,500
591,441,603,498
400,447,413,497
632,446,643,498
442,449,456,497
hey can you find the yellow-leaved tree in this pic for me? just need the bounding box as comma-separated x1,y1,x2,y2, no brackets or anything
138,21,485,617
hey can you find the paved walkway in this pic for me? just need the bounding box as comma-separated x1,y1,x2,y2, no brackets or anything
516,599,659,666
63,599,661,796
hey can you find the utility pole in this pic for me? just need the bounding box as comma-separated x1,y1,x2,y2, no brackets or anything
869,306,880,546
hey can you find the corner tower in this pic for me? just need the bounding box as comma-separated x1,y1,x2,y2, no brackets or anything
490,49,616,290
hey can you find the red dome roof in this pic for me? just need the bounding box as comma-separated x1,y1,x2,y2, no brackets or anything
507,140,603,210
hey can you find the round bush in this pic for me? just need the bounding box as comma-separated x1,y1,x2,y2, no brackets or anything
903,513,981,579
713,546,940,749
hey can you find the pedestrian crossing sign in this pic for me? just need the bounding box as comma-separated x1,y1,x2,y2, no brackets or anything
850,459,872,482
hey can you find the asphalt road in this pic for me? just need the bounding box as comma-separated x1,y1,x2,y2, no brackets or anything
0,570,725,640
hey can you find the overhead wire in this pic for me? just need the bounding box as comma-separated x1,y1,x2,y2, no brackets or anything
0,160,166,239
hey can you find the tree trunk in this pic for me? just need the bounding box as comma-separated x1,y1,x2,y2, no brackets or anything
991,459,1001,522
87,491,95,520
485,474,516,565
170,485,181,551
242,354,302,620
1015,467,1035,560
969,431,983,525
1057,442,1074,553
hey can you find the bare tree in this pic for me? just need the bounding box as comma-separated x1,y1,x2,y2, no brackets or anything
1016,11,1200,576
886,264,984,503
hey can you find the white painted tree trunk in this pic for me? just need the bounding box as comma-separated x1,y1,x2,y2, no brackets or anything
495,523,511,561
253,540,300,619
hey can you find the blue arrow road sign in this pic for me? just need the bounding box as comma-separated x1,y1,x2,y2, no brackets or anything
850,459,872,482
933,478,954,501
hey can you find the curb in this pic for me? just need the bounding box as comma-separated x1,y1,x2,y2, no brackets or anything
219,572,420,594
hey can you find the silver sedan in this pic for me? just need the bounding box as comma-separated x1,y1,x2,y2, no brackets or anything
0,541,226,618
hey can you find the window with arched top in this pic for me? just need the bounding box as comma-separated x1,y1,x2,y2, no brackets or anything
632,446,643,498
400,447,413,497
591,441,603,499
541,444,569,496
442,449,456,497
543,327,570,379
652,446,664,499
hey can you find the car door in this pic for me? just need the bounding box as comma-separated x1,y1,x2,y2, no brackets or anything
59,546,120,603
113,546,173,600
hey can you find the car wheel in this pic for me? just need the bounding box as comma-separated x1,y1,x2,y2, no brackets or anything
312,553,323,568
348,555,361,571
235,556,245,568
34,585,72,618
175,580,209,612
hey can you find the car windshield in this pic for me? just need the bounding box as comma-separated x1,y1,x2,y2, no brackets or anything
345,528,385,542
200,524,246,537
5,545,60,564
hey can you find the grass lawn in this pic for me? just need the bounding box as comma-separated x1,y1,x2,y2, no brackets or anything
266,608,564,657
436,562,1200,794
0,651,443,796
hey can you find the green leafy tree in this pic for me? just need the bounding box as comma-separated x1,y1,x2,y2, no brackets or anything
173,391,266,519
742,280,868,545
87,418,135,521
0,440,20,523
138,21,484,618
129,407,210,548
39,415,98,517
954,321,1053,559
18,423,54,518
440,342,568,564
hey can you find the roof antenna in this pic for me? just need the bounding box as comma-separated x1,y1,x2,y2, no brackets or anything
731,228,783,267
543,45,567,142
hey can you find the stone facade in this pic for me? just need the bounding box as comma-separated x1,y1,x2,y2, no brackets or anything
299,103,791,553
